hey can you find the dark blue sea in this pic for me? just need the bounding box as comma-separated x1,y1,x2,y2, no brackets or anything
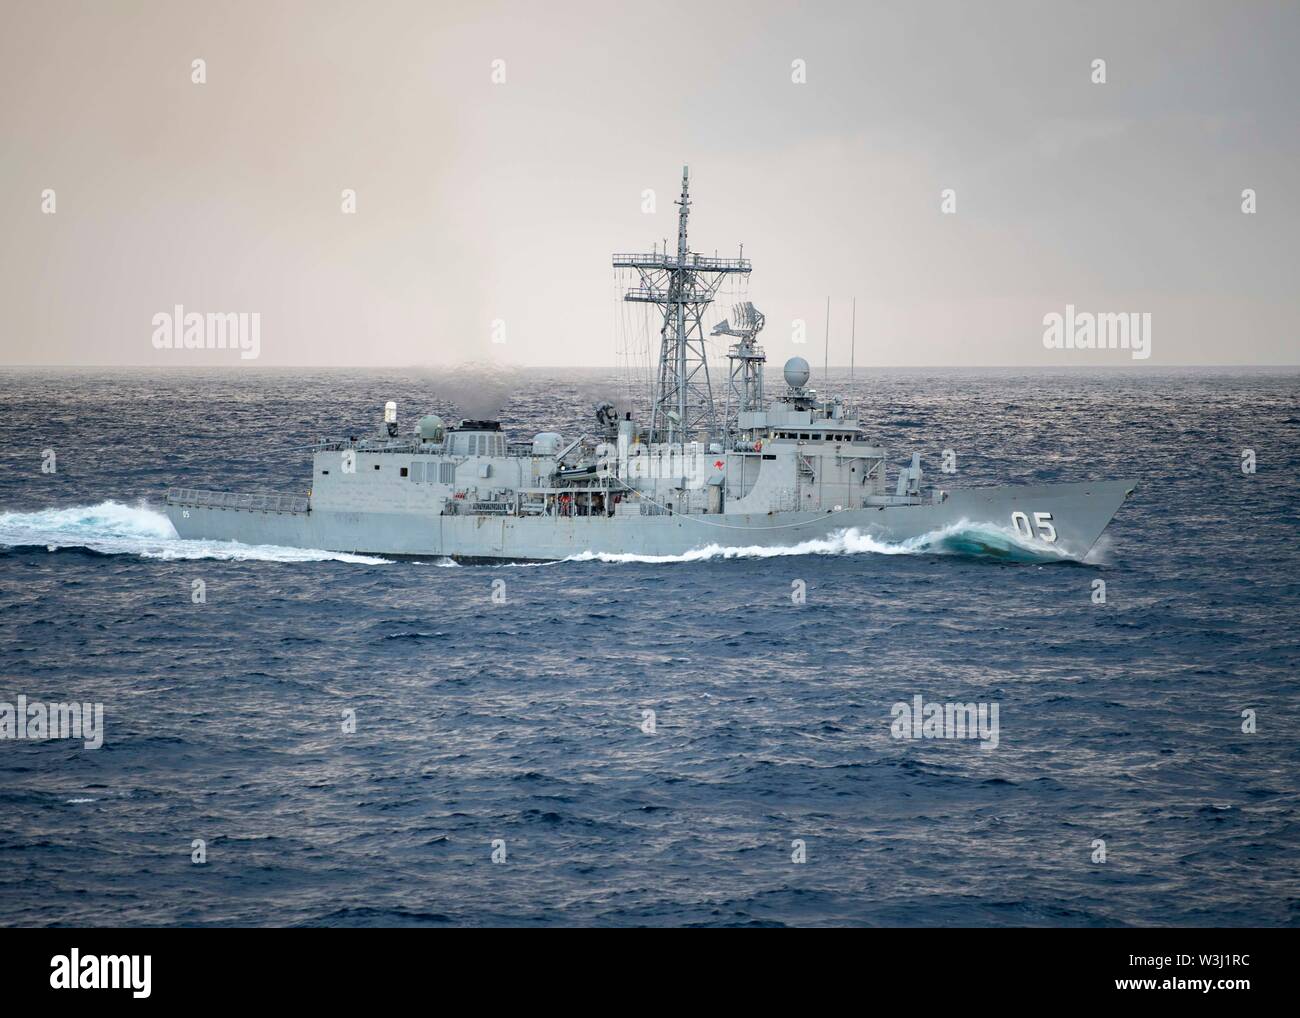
1,367,1297,927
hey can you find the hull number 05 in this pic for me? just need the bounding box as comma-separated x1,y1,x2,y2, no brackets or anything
1011,510,1057,542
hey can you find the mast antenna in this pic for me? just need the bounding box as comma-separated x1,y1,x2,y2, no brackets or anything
612,167,751,444
850,296,856,412
823,296,830,389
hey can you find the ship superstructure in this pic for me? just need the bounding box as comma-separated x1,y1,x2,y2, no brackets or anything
166,168,1134,560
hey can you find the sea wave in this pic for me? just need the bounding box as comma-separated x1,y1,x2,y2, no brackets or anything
564,519,1076,565
0,501,390,564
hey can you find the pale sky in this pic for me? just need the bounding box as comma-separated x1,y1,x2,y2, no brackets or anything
1,0,1296,368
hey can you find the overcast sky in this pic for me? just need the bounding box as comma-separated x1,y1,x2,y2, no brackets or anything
1,0,1296,368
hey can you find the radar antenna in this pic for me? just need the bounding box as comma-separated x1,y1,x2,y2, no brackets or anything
612,167,750,443
713,301,766,438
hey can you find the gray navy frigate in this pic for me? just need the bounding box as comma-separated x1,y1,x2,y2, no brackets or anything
166,168,1134,561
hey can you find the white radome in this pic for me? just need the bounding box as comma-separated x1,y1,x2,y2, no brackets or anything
784,356,810,389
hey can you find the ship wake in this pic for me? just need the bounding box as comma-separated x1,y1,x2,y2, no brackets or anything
565,519,1077,565
0,501,391,564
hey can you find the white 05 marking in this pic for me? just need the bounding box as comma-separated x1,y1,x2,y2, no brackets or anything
1011,510,1057,542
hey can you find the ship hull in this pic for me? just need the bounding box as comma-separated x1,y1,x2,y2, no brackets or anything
165,479,1135,562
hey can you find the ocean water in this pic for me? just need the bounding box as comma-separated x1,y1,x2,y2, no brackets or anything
1,366,1297,927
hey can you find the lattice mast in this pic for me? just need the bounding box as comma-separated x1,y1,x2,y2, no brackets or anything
713,302,767,439
612,167,750,444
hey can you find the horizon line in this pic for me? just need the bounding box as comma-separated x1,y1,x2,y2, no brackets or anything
2,362,1299,372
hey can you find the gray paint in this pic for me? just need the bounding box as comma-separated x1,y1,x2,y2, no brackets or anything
167,479,1133,561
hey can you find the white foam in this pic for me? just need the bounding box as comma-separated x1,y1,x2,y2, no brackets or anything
1083,531,1115,566
0,500,390,564
564,519,1073,565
